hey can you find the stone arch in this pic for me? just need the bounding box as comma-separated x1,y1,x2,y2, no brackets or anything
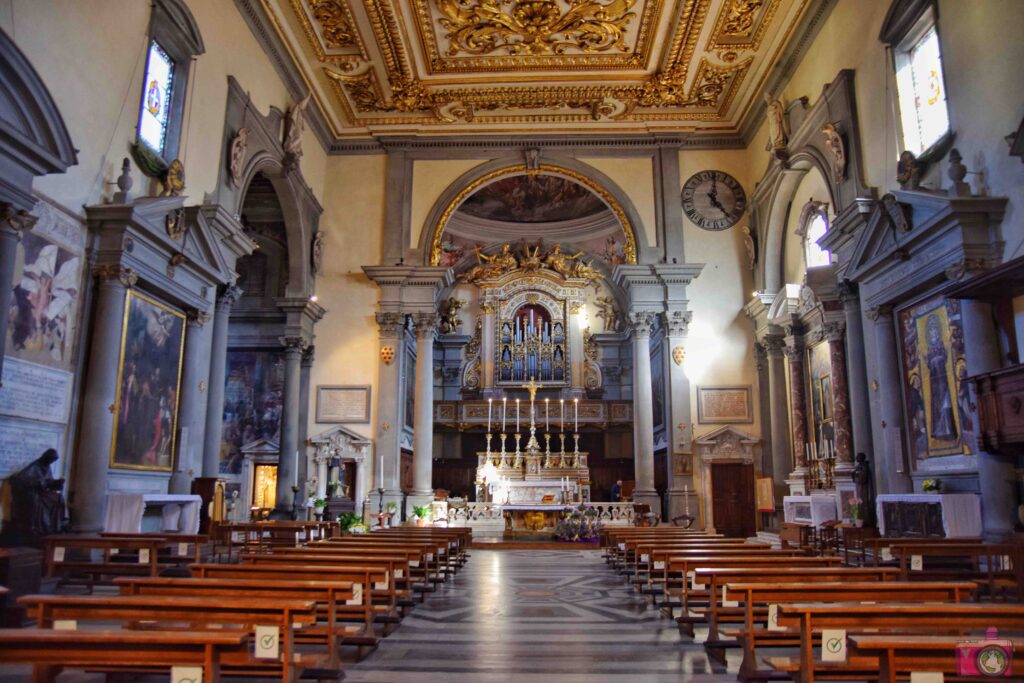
418,155,651,267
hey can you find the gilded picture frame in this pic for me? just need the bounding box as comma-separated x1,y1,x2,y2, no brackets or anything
109,290,185,471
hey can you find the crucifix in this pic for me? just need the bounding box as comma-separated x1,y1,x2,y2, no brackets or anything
520,377,542,459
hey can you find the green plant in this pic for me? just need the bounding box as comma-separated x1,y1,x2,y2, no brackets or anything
848,497,862,520
385,502,398,514
922,478,941,493
313,497,327,509
337,512,363,531
412,505,432,520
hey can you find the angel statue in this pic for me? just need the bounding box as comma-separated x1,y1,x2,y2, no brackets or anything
741,225,757,271
594,296,620,332
283,93,311,170
543,244,584,279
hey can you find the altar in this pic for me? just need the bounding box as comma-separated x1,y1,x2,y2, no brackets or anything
498,504,569,538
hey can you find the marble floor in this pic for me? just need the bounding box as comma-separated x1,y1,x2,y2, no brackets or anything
345,548,740,682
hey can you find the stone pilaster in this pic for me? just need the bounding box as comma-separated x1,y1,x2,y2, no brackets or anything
629,311,659,510
297,344,314,488
275,335,307,516
411,312,439,499
867,305,912,493
201,285,242,478
764,335,792,501
169,309,212,494
663,309,693,520
374,312,404,505
71,265,137,531
0,204,37,385
785,333,809,494
825,322,855,471
838,281,873,463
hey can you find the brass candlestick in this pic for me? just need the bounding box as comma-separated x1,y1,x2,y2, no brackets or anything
485,432,494,465
572,433,581,468
544,433,552,468
499,433,508,468
558,433,567,467
513,433,523,469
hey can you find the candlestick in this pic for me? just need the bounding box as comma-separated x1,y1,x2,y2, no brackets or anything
545,398,550,432
485,432,493,463
502,397,507,432
574,398,579,432
544,432,552,467
516,398,520,432
488,398,492,433
378,454,384,488
560,399,564,433
559,432,566,466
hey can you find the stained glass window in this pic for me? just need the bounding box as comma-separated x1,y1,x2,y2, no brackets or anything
805,213,831,268
895,26,950,156
137,40,175,155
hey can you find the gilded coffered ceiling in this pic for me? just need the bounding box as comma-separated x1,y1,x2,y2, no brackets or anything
261,0,819,139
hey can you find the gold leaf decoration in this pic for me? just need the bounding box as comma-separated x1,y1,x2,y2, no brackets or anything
721,0,764,36
310,0,356,47
437,0,639,56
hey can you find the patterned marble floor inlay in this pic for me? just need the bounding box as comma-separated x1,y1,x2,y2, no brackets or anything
344,548,743,683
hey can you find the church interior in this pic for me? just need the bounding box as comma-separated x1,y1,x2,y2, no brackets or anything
1,0,1024,680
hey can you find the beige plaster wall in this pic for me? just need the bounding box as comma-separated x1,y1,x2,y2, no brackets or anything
409,159,486,250
678,149,762,440
0,0,328,215
308,155,386,441
578,157,657,249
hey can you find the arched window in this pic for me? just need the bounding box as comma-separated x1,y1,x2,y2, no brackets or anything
798,200,831,268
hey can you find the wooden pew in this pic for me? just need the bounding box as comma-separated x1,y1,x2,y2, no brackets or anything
767,602,1024,683
889,542,1023,599
100,532,209,564
191,562,383,644
43,535,171,588
18,594,322,682
115,576,356,661
0,628,249,683
850,634,1024,683
635,541,773,595
310,538,445,587
722,580,973,681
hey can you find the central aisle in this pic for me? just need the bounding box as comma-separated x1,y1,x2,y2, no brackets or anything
345,548,734,682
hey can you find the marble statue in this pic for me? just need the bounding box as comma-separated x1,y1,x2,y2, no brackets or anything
897,150,921,190
594,296,619,332
6,449,68,545
764,91,788,151
741,225,757,271
283,93,311,169
311,231,324,276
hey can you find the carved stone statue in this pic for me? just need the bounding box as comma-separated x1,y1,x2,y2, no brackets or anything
229,127,250,187
439,297,464,334
283,93,311,170
311,231,324,276
851,451,876,527
821,122,847,182
764,91,787,151
594,295,619,332
6,449,68,545
896,150,921,190
741,224,757,271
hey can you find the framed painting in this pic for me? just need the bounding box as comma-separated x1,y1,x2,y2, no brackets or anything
651,344,666,431
673,452,691,476
316,385,371,424
897,295,973,460
219,350,283,475
110,290,185,471
696,386,753,424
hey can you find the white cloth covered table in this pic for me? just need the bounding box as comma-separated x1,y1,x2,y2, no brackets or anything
875,493,982,538
104,494,202,534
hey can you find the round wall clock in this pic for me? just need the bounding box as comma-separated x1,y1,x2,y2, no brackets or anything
681,170,747,231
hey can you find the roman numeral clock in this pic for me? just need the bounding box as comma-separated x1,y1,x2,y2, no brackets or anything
682,170,747,232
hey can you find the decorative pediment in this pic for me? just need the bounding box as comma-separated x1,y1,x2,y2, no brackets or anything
310,425,372,461
766,283,800,326
694,425,760,463
240,437,280,462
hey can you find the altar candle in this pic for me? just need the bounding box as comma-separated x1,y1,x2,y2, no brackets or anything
560,399,565,433
545,398,550,432
516,399,520,431
378,454,383,487
502,397,507,432
487,398,492,433
574,398,579,432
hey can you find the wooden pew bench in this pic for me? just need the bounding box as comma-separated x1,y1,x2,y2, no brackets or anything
849,634,1024,683
18,594,327,682
637,542,775,596
889,542,1023,600
43,535,170,589
310,539,444,588
767,602,1024,683
0,627,248,683
100,532,209,564
627,539,768,587
602,530,721,567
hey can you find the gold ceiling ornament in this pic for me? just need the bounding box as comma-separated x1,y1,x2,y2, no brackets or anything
638,58,744,108
429,163,638,267
436,0,639,57
458,240,605,285
309,0,356,47
721,0,764,35
290,0,368,62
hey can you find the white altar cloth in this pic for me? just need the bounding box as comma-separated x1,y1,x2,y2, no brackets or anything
104,494,203,534
875,493,982,538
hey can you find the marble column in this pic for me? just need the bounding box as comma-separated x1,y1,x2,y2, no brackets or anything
169,309,212,494
71,266,137,531
201,285,242,478
480,301,497,395
868,305,912,493
838,282,873,464
275,336,306,515
297,345,314,488
764,336,792,501
961,299,1016,537
373,312,404,510
785,339,809,477
0,205,36,385
825,322,855,472
411,313,439,498
568,301,586,391
664,310,694,520
629,312,658,508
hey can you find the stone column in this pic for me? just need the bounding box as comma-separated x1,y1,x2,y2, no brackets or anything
314,450,329,499
480,301,497,394
0,204,36,385
664,310,695,521
838,282,873,464
568,301,586,391
275,336,306,515
825,322,855,472
201,285,242,477
411,313,439,499
868,306,912,493
297,345,314,488
71,266,137,531
961,299,1015,537
785,338,809,487
373,312,404,511
629,311,659,509
764,336,792,503
169,309,212,494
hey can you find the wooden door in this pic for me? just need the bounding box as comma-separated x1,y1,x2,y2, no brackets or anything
710,463,756,537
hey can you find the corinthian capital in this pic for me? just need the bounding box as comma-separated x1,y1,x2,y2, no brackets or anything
375,311,404,339
823,321,846,342
218,284,243,307
187,309,212,328
412,312,440,339
628,311,656,337
864,305,893,322
93,264,138,288
664,310,691,337
0,202,37,236
279,336,308,356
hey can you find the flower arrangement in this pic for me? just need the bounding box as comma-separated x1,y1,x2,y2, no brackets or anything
922,478,942,493
555,504,602,542
848,497,862,520
337,512,363,532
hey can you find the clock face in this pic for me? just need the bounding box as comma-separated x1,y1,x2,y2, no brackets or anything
681,170,747,231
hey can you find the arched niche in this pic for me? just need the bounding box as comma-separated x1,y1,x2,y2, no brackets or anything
418,155,650,268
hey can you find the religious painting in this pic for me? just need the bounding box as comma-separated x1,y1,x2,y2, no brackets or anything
220,351,283,475
457,174,607,223
110,291,185,471
404,346,416,430
696,386,753,424
898,295,973,460
6,230,81,365
673,452,691,476
651,344,666,432
806,341,834,445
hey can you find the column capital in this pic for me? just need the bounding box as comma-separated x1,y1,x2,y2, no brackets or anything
763,334,786,355
217,284,243,307
375,311,405,339
628,311,656,337
0,202,37,237
663,310,691,337
837,279,859,304
302,344,316,368
865,304,894,322
280,335,308,355
93,264,138,288
783,342,804,362
412,312,440,339
823,321,846,342
753,342,767,372
186,309,212,328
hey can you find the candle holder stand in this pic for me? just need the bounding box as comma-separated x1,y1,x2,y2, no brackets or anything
513,433,523,469
499,433,508,468
572,433,581,468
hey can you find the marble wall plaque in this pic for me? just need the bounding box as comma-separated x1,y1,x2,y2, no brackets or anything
0,416,64,478
316,385,371,423
697,385,753,423
0,357,72,423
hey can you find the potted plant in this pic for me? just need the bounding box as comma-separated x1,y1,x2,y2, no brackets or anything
337,512,365,535
848,498,863,527
412,505,432,527
384,501,398,528
312,497,327,520
922,478,942,493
